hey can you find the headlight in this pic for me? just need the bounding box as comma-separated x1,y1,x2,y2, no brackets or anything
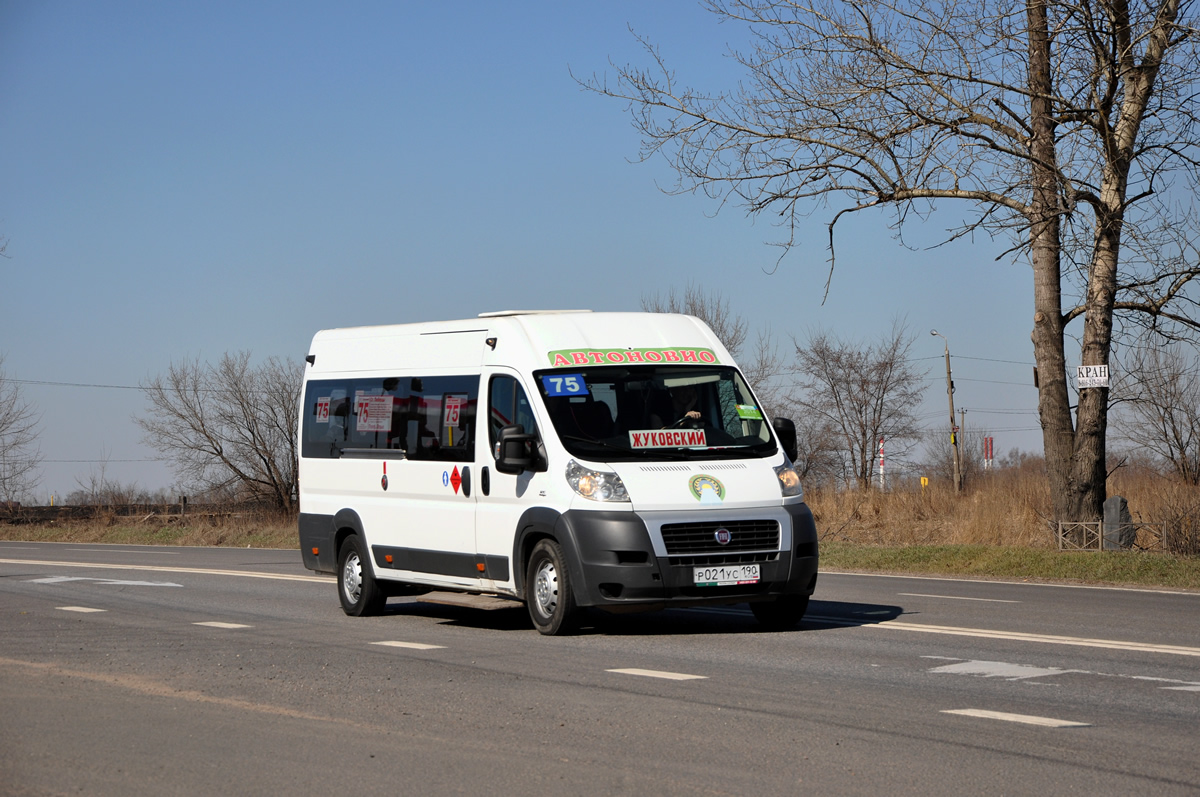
774,463,803,499
566,459,629,502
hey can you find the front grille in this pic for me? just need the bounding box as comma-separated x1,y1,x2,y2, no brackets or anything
671,551,779,567
660,519,780,556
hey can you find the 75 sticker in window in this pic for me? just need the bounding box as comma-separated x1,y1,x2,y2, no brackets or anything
541,374,590,397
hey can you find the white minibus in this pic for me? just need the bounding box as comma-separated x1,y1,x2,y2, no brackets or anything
297,310,818,634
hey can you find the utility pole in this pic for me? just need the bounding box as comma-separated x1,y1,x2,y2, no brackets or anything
931,330,962,492
960,408,967,489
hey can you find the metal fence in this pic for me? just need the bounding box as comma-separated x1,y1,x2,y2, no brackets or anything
1056,521,1167,552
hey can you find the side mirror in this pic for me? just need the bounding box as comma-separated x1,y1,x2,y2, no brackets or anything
772,417,798,463
495,424,541,475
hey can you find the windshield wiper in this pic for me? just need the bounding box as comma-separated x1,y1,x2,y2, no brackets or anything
558,435,630,452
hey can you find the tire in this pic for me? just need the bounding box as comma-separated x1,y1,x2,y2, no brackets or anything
525,539,578,635
751,595,809,630
338,535,387,616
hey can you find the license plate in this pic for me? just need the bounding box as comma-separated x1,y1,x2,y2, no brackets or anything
693,564,760,586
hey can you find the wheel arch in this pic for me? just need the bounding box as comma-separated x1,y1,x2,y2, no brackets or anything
332,508,365,561
511,506,582,600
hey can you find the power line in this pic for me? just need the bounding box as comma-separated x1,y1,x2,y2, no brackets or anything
958,355,1036,366
41,459,160,463
13,379,144,390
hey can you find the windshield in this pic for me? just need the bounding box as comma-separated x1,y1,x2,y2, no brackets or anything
534,365,777,462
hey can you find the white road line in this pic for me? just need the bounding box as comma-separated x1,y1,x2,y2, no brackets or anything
927,657,1200,691
0,558,329,583
193,622,252,629
28,575,183,587
873,620,1200,657
899,593,1020,603
607,668,707,681
823,570,1200,597
57,606,105,613
72,549,182,555
927,659,1078,680
805,614,864,626
371,641,447,651
942,709,1091,728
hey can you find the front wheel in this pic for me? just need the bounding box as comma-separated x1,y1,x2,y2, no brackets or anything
525,539,578,635
338,535,386,616
751,595,809,630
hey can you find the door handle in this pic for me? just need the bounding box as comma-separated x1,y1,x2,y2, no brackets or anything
461,465,471,497
481,466,490,496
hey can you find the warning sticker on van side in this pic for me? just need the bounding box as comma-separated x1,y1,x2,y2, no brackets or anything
629,429,708,448
547,348,719,367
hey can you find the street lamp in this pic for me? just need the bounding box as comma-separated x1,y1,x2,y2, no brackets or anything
931,329,962,493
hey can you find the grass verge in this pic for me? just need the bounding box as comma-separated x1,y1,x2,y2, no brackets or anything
0,518,297,549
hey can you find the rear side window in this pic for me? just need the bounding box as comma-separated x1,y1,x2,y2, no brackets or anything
301,375,478,462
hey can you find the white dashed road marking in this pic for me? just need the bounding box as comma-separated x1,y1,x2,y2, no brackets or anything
899,593,1020,603
0,558,329,583
371,641,446,650
28,576,183,587
193,622,252,629
57,606,105,613
942,709,1091,728
607,668,707,681
926,659,1079,680
873,620,1200,657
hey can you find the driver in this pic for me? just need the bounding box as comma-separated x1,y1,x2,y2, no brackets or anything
653,383,702,428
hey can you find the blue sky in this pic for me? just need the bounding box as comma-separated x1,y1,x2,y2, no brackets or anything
1,1,1041,499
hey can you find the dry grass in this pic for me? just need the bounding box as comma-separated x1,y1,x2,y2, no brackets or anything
807,471,1051,548
807,463,1200,553
0,510,297,549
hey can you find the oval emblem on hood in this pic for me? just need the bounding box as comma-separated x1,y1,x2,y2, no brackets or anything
689,474,725,503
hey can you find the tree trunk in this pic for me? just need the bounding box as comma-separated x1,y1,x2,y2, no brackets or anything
1027,0,1091,522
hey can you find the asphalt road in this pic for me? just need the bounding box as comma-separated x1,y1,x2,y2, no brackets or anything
2,541,1198,796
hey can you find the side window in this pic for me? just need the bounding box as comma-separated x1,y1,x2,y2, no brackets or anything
488,376,538,459
402,375,478,463
302,374,478,462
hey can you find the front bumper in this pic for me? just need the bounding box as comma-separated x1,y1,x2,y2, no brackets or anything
557,502,818,609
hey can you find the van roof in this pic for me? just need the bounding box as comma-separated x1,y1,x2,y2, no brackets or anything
477,309,592,318
305,311,735,376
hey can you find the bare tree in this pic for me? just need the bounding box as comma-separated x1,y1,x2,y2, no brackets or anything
642,283,793,411
792,322,928,488
67,449,173,506
921,424,996,488
137,352,302,512
642,283,749,356
1111,340,1200,483
587,0,1200,521
0,354,41,501
782,403,845,487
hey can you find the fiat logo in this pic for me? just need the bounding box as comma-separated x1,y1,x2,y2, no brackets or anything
714,527,732,545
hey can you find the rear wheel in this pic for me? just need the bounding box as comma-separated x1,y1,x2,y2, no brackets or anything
338,535,386,616
526,539,578,635
751,595,809,630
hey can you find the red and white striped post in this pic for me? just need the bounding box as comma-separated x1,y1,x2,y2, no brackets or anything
878,437,885,490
